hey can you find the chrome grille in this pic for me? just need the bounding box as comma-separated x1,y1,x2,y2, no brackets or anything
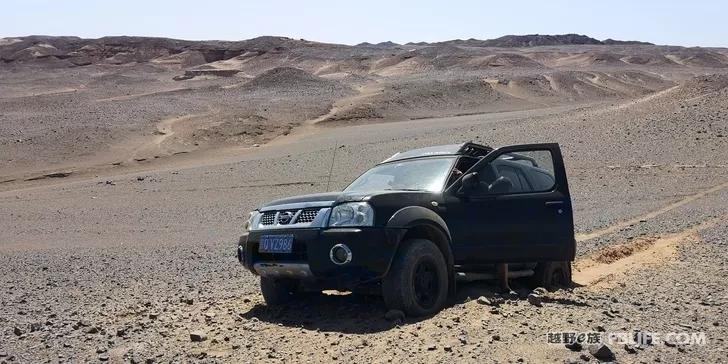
296,208,319,224
260,212,276,225
259,208,321,226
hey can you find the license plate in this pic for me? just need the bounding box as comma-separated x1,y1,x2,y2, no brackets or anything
259,235,294,253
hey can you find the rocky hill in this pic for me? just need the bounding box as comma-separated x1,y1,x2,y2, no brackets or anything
440,34,603,47
2,33,728,177
0,33,679,69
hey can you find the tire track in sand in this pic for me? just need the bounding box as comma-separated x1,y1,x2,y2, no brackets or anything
128,111,215,161
573,214,725,289
576,180,728,242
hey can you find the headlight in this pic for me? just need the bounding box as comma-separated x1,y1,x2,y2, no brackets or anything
329,202,374,227
244,211,258,231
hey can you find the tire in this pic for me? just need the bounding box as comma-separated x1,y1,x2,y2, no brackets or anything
382,239,449,316
260,277,298,306
530,261,572,290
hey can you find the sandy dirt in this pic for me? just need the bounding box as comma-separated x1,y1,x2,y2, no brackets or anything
1,35,728,363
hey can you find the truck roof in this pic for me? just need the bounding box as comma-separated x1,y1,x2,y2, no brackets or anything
381,142,493,164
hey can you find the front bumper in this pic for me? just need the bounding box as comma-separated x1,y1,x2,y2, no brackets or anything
252,262,314,279
237,227,405,288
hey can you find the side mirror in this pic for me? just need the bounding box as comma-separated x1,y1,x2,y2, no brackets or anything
488,176,513,194
458,172,479,196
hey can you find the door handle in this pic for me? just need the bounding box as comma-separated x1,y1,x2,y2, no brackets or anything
544,201,564,207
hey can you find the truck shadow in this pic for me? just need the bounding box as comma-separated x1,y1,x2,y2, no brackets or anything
240,292,403,334
239,279,587,334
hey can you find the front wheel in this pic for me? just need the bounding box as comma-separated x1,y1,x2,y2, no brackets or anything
260,277,298,306
382,239,449,317
530,261,572,290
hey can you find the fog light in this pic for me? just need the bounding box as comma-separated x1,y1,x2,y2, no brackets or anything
330,244,352,265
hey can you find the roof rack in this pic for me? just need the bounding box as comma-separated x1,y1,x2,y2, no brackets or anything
380,142,494,164
457,142,493,157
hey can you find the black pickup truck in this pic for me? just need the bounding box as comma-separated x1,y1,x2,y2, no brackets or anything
237,142,575,316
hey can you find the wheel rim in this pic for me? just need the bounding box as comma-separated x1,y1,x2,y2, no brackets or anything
413,259,439,309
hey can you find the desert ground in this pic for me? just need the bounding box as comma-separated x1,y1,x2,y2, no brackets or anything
1,34,727,363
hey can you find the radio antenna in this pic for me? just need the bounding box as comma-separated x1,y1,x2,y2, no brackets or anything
325,141,338,191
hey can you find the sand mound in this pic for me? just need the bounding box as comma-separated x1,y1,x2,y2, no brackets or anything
7,43,64,61
0,38,22,46
594,237,658,264
152,50,208,68
493,71,670,101
104,52,139,65
175,63,241,80
591,71,673,97
372,47,545,75
664,50,728,68
549,71,614,98
553,52,625,67
470,53,544,68
187,114,293,146
243,67,349,92
621,54,677,66
494,76,555,99
64,52,92,66
381,78,501,109
323,104,384,122
613,71,674,89
371,46,455,75
679,51,728,68
326,77,529,121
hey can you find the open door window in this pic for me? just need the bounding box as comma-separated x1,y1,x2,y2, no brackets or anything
448,143,568,197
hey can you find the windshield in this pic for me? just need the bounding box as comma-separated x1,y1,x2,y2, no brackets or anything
345,157,455,193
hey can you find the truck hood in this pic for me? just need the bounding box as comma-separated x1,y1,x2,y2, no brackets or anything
259,192,362,211
258,190,437,211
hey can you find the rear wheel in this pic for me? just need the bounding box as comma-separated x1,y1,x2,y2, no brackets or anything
260,277,298,306
382,239,449,316
530,261,572,290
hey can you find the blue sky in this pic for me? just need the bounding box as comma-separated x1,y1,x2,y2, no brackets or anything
2,0,726,47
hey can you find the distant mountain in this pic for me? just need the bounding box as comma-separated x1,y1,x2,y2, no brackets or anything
602,38,653,45
433,34,653,47
486,34,603,47
396,34,656,48
356,41,401,48
0,34,664,68
405,41,429,46
0,35,304,66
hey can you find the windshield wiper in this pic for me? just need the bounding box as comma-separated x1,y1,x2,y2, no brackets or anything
383,188,426,191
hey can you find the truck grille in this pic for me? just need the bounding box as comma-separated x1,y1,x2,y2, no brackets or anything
259,208,321,226
296,208,319,224
260,212,276,225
